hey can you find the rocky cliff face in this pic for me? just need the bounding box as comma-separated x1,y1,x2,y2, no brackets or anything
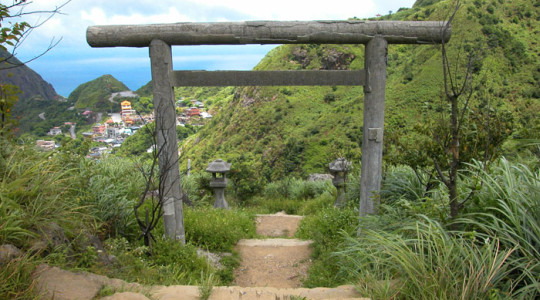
0,49,58,101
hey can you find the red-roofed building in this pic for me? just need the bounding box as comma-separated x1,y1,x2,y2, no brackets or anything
186,107,200,117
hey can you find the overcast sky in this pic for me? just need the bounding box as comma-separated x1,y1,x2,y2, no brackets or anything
11,0,416,97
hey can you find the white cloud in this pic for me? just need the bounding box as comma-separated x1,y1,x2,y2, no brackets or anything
190,0,377,20
80,7,195,25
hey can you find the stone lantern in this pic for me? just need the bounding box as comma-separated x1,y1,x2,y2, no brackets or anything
206,159,231,209
329,158,352,208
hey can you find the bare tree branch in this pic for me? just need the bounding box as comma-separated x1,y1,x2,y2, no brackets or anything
0,0,71,69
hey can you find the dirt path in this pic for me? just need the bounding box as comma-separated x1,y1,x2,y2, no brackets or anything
255,212,303,237
33,212,369,299
233,212,312,288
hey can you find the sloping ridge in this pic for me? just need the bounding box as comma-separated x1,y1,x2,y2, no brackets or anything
0,49,58,101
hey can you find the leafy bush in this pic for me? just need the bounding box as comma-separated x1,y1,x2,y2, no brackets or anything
263,178,333,200
298,191,335,215
184,207,255,252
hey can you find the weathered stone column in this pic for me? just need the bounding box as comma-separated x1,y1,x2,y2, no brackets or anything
359,36,388,218
329,158,352,208
149,39,185,243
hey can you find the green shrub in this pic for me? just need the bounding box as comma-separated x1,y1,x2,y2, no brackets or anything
182,172,212,206
263,178,333,201
299,191,335,215
184,207,255,252
252,197,305,215
297,206,357,259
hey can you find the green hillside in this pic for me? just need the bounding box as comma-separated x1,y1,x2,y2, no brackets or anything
69,74,130,112
177,0,539,181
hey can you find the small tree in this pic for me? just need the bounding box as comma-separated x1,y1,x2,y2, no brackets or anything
385,0,512,220
431,0,512,219
435,0,475,219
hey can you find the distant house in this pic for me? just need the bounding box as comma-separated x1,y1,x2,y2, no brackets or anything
36,140,56,151
92,124,106,135
200,112,213,119
194,101,204,108
82,110,92,116
186,107,200,117
48,127,62,136
107,127,119,139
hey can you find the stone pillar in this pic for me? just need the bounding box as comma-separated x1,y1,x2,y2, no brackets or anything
149,39,185,243
359,36,387,218
210,175,228,209
329,158,352,208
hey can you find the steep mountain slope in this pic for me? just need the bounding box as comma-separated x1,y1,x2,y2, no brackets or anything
0,49,58,102
69,74,130,112
177,0,539,181
0,49,74,135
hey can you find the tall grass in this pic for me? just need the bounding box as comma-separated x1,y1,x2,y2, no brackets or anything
380,165,430,203
0,145,90,298
0,254,40,300
184,206,255,252
336,216,516,299
78,157,146,238
0,146,87,247
457,158,540,298
255,178,335,214
334,158,539,299
295,205,358,287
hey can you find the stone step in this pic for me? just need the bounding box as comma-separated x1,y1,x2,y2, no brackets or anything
34,265,369,300
233,239,314,288
255,213,304,237
237,238,313,247
151,285,368,300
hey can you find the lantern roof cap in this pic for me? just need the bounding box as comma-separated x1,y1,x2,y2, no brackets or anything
329,157,352,172
206,159,231,173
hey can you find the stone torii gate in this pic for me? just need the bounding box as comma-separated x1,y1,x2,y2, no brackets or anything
87,20,450,240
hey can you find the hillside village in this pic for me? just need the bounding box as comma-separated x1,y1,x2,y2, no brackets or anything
36,94,213,157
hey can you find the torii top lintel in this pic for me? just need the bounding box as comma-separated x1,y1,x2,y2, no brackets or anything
87,20,450,48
